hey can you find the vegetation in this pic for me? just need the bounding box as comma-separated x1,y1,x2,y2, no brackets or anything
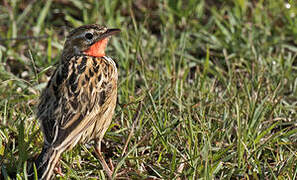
0,0,296,179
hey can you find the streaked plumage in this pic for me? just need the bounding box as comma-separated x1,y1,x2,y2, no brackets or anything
29,24,120,180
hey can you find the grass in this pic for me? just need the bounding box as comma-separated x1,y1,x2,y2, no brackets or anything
0,0,297,179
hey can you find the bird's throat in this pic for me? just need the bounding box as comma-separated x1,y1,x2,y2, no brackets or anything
84,38,109,57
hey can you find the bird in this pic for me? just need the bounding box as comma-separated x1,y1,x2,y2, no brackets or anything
28,24,120,180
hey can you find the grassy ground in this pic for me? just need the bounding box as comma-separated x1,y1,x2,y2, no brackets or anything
0,0,297,179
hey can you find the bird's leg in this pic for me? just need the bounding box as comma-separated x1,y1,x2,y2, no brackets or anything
109,158,114,172
94,141,113,179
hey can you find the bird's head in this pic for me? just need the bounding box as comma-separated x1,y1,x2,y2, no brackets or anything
62,24,120,61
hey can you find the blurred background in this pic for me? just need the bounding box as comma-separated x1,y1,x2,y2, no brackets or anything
0,0,297,179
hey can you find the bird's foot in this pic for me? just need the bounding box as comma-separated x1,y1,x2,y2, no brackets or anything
54,160,65,177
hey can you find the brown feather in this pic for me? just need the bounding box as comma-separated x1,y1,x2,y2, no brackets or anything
30,24,120,180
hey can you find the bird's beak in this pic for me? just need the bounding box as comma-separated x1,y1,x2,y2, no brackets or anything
97,28,121,41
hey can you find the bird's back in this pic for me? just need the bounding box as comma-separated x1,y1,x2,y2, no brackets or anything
37,55,118,149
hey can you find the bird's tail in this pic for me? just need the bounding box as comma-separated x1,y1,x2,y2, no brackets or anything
28,146,61,180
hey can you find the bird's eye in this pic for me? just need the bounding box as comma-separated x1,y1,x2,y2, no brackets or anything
85,33,93,40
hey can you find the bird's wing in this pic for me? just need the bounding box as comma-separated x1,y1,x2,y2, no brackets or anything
37,56,116,147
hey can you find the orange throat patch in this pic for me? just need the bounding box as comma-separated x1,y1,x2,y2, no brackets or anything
84,38,109,57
